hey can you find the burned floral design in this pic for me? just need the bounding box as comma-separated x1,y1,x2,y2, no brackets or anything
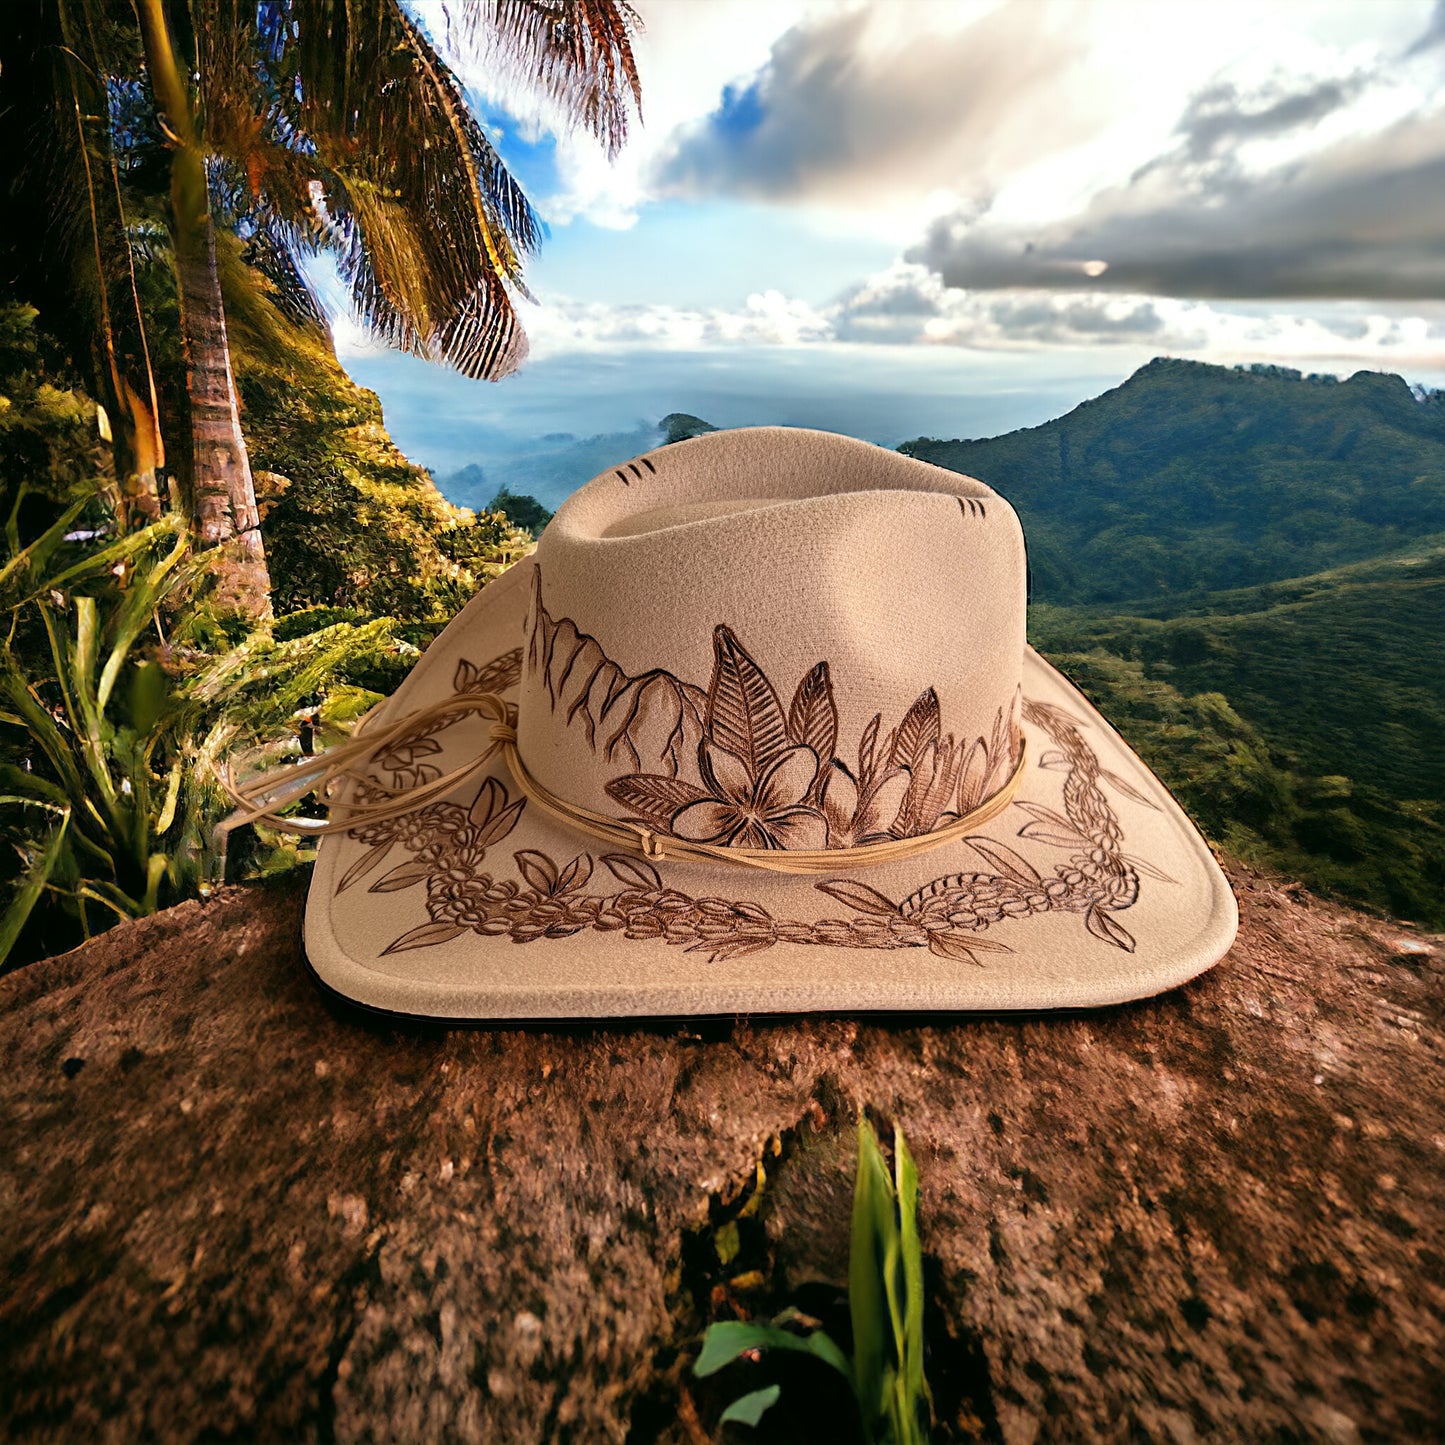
342,638,1167,963
594,610,1023,854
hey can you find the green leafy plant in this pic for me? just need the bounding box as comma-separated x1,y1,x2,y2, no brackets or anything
694,1117,932,1443
0,489,398,966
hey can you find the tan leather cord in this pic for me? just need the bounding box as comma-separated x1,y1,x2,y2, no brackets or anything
218,691,1027,873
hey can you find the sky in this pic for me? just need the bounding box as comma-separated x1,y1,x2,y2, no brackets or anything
324,0,1445,498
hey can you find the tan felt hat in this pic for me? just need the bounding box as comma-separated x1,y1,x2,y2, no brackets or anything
293,426,1237,1020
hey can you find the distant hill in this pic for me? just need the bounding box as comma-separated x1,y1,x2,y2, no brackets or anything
900,358,1445,606
435,422,664,512
659,412,719,444
1030,539,1445,926
442,462,488,505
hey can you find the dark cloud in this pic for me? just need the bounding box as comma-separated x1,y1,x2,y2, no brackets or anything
1170,77,1363,164
832,276,940,321
987,297,1166,339
910,91,1445,301
649,2,1087,205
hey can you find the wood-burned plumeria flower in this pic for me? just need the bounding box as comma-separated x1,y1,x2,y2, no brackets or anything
606,623,832,850
670,739,827,850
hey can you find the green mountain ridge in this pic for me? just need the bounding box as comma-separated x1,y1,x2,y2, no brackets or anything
899,357,1445,606
1030,543,1445,927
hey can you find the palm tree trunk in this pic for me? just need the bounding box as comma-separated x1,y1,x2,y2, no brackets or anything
136,0,270,620
173,202,271,615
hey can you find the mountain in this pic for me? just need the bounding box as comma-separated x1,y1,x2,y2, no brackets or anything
659,412,719,444
1029,539,1445,926
894,357,1445,924
434,415,722,515
435,422,665,512
900,358,1445,606
441,462,489,506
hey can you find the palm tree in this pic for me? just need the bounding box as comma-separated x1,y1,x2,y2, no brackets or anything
2,0,642,617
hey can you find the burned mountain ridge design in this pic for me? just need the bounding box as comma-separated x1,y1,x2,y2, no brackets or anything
340,635,1169,964
526,570,707,776
528,566,1022,851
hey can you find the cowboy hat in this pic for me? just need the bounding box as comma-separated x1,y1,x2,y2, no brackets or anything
249,426,1236,1019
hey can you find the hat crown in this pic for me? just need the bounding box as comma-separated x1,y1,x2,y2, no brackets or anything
516,427,1026,851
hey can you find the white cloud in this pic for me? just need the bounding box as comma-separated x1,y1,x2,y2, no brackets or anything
650,1,1096,209
517,288,833,354
412,0,1441,249
479,261,1445,375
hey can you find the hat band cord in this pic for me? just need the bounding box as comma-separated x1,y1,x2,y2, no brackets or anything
219,691,1027,875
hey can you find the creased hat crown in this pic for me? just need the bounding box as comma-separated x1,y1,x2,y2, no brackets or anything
516,426,1027,851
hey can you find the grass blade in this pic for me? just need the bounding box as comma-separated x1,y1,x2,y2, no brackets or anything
850,1116,894,1428
0,804,71,967
895,1126,929,1415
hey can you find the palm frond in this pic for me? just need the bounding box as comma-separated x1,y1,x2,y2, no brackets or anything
443,0,644,158
181,0,542,378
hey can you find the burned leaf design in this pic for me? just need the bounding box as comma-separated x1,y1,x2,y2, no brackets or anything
706,625,793,779
556,853,593,894
1013,801,1089,848
476,797,527,849
890,689,941,775
956,837,1041,885
605,773,708,827
1098,767,1160,811
813,879,900,915
337,839,395,894
956,737,992,813
787,661,839,776
1121,852,1176,883
1085,904,1135,953
469,776,510,826
601,852,663,891
927,932,1012,965
891,737,964,839
514,850,559,895
454,648,523,696
382,921,469,955
370,859,436,893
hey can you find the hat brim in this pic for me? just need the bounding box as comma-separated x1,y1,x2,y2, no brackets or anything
305,557,1237,1019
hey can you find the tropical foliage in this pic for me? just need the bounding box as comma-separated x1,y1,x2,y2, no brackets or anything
219,229,532,619
0,488,401,965
0,0,641,614
0,0,640,962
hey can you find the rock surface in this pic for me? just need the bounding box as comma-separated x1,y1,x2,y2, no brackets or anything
1,863,1442,1443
